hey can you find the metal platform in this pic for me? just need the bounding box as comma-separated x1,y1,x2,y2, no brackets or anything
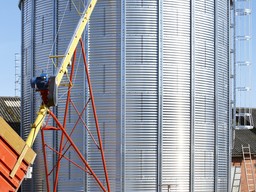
235,113,254,130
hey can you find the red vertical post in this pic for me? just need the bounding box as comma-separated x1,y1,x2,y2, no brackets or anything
48,110,107,192
41,129,51,192
54,50,77,191
80,39,111,192
40,39,110,192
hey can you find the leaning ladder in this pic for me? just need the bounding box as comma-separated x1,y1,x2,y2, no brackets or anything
242,144,256,192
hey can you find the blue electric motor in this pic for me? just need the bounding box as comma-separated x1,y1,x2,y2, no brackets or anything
31,73,57,107
31,73,49,91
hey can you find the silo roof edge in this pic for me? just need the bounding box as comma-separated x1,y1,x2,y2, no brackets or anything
18,0,22,9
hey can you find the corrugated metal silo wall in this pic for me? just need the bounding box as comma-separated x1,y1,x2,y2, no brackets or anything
88,0,230,192
20,0,36,190
89,0,159,191
34,1,55,191
162,0,191,191
56,0,87,191
21,0,55,191
21,0,88,191
88,0,122,191
216,0,230,191
193,0,215,190
125,1,159,191
20,0,230,191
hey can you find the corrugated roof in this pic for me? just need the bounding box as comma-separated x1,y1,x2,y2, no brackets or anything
232,108,256,157
0,97,20,134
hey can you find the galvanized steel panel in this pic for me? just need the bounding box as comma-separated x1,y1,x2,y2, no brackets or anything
32,1,55,191
20,0,230,191
56,0,87,191
21,0,32,144
124,1,158,191
88,1,122,191
193,0,215,191
162,1,191,191
216,0,230,191
20,0,34,191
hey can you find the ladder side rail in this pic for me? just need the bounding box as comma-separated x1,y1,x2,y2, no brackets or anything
242,145,250,192
242,145,256,192
248,146,256,191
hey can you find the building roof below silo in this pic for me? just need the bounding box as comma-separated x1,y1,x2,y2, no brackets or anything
232,108,256,157
0,97,20,134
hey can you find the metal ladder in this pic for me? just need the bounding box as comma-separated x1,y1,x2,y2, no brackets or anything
242,144,256,192
232,166,241,192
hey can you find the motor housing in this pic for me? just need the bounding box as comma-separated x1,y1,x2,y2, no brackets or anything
31,73,58,107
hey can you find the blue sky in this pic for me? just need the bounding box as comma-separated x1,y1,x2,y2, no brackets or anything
252,1,256,107
0,1,21,96
1,1,256,107
236,0,256,107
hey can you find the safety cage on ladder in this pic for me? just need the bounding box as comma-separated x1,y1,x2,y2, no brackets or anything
235,109,254,130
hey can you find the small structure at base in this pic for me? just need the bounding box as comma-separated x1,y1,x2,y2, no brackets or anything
232,110,256,192
0,117,36,192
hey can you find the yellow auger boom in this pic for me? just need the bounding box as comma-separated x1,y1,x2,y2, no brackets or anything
9,0,98,183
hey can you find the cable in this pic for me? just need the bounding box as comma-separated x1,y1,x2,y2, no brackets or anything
46,0,70,74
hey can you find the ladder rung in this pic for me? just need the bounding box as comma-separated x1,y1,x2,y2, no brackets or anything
49,55,65,58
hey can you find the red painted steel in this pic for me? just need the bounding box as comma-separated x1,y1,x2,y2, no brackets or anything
0,117,36,192
40,39,110,192
41,130,50,192
0,137,30,192
80,39,111,192
54,49,77,191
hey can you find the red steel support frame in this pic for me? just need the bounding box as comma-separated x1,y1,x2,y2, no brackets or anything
40,39,110,192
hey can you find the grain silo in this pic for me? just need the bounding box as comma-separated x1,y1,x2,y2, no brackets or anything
19,0,230,191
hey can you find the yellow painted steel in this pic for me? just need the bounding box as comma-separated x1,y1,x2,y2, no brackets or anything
25,104,48,147
11,104,47,177
55,0,98,86
11,0,98,178
49,55,65,58
10,144,29,178
26,0,98,148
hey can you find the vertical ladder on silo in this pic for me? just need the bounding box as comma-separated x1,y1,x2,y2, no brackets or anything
232,166,241,192
242,144,256,192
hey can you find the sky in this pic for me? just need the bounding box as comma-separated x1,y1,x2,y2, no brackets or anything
235,0,256,108
1,1,256,106
0,1,21,97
